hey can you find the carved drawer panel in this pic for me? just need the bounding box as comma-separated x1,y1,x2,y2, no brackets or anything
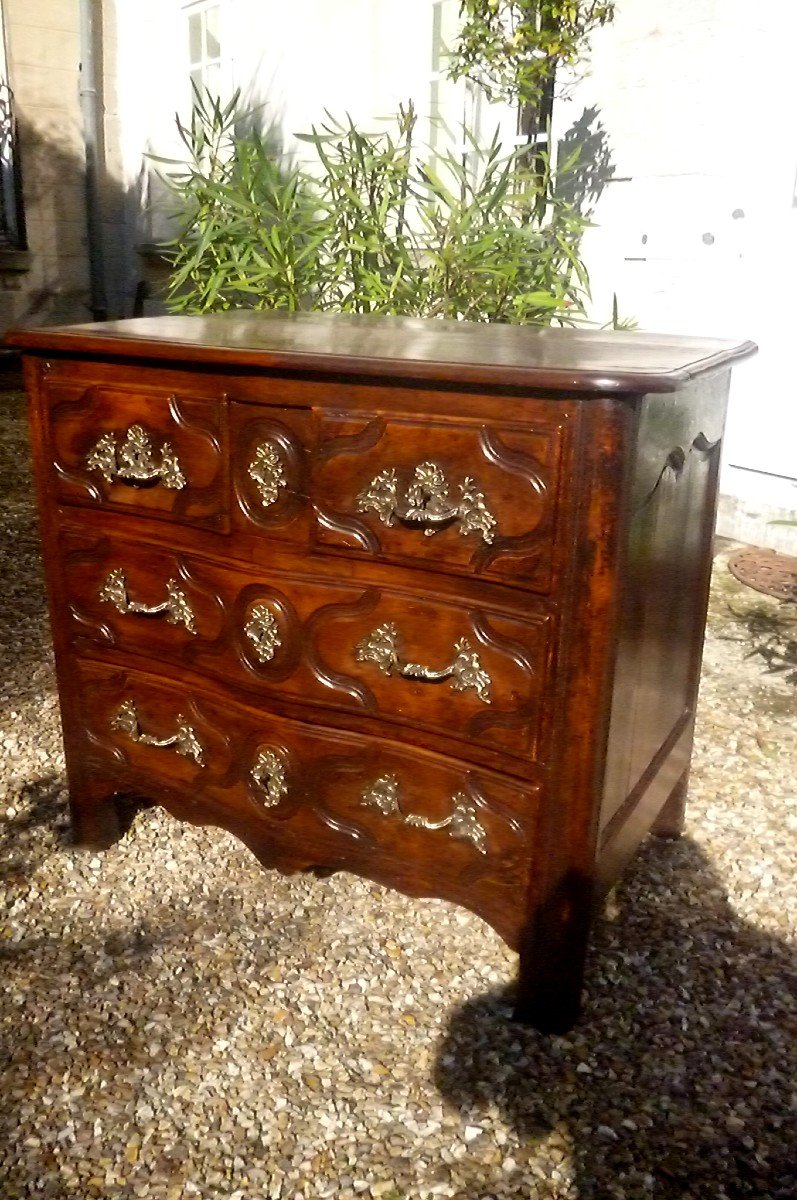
41,368,229,529
312,587,553,765
75,659,539,947
60,530,555,770
311,410,567,592
229,402,312,545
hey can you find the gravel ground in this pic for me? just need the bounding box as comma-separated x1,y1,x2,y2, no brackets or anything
1,386,795,1200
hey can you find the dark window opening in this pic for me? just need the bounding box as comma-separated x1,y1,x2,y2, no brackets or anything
0,80,26,252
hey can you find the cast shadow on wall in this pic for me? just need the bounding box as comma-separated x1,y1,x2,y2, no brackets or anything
0,113,145,328
555,104,615,217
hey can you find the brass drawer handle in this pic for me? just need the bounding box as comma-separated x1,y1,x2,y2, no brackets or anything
248,440,287,507
354,622,491,703
357,460,496,543
99,568,197,633
361,774,487,854
111,699,204,764
86,424,186,489
251,747,288,807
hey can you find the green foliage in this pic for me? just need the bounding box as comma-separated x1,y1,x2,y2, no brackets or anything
447,1,616,110
413,129,589,322
294,106,419,315
156,92,590,324
607,292,637,331
151,89,321,312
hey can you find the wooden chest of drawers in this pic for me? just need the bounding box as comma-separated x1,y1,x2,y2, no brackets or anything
9,312,755,1032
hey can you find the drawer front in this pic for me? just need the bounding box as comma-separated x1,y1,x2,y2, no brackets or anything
61,530,554,770
311,409,567,591
75,660,538,945
41,369,228,529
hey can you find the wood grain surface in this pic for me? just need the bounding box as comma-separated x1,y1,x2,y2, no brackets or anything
7,310,756,394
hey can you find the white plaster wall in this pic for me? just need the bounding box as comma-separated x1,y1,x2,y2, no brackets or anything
229,0,432,148
111,0,186,299
556,0,797,546
110,0,442,314
114,0,434,235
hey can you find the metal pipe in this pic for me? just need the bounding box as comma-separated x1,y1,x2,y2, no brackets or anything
78,0,108,320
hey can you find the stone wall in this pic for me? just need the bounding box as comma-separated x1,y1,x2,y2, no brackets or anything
0,0,128,331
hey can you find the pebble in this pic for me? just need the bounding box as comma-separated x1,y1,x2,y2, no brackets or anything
370,1183,396,1197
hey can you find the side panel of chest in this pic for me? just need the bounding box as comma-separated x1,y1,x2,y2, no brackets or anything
598,374,731,870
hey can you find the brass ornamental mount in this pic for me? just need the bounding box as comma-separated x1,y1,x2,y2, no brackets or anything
361,773,401,817
99,568,197,634
244,604,282,662
248,440,286,507
86,425,185,489
357,461,496,542
361,774,488,854
111,699,204,765
251,748,287,807
354,622,491,703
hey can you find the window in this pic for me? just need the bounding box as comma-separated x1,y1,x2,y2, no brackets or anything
186,1,223,100
428,0,484,166
429,1,550,171
0,82,25,251
0,2,25,252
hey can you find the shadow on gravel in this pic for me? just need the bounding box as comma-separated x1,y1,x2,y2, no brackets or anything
435,837,796,1200
0,387,51,681
0,823,300,1195
0,773,71,883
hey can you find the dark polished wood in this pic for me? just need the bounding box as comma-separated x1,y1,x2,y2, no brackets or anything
73,657,540,947
9,312,756,1033
58,525,556,774
7,311,755,394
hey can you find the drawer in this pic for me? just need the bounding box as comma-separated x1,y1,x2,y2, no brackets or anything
311,408,568,592
40,366,229,529
60,529,555,771
75,660,539,946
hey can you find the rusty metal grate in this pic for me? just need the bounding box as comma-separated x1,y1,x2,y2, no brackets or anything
728,546,797,602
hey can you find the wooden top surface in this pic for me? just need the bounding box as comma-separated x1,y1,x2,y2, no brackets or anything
6,311,757,394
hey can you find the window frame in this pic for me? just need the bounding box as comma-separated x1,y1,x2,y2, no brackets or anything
183,0,228,105
428,0,484,164
0,1,27,254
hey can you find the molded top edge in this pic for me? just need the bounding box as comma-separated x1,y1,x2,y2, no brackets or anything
6,311,757,394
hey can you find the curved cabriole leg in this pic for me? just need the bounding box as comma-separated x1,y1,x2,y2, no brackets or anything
513,871,594,1034
651,767,690,839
